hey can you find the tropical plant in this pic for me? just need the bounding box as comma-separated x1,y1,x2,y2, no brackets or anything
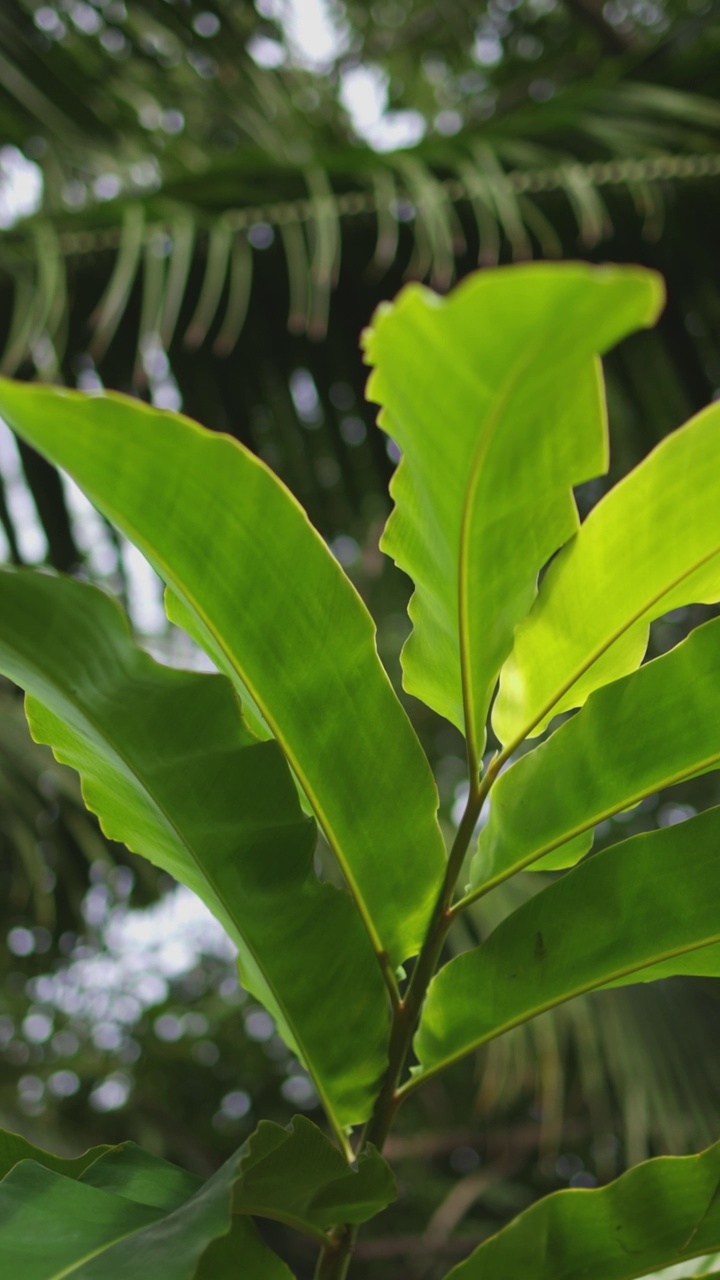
1,259,720,1278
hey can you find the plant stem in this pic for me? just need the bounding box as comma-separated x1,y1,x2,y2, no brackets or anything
313,1226,358,1280
315,763,498,1276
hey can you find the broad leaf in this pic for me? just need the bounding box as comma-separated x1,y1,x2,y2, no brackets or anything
414,808,720,1084
0,1153,277,1280
0,377,446,965
0,1162,162,1279
79,1145,203,1210
0,1117,393,1278
443,1140,720,1280
0,568,389,1130
363,263,663,767
494,400,720,745
229,1115,396,1233
0,1129,110,1181
473,616,720,887
195,1220,294,1279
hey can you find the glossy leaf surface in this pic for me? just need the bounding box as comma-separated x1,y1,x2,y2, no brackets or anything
0,377,446,965
444,1140,720,1280
473,617,720,887
494,400,720,745
416,809,720,1082
363,263,662,766
0,568,389,1130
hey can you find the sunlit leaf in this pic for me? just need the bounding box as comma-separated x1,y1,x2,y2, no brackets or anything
494,400,720,745
0,378,446,969
473,616,720,888
363,263,662,770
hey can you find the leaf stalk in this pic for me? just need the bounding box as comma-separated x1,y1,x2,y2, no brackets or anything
314,761,499,1276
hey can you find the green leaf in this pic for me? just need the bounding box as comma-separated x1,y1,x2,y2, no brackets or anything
0,377,445,966
229,1115,396,1235
0,1128,110,1181
472,616,720,889
79,1145,203,1211
494,400,720,746
0,1161,165,1279
0,1117,392,1278
195,1219,294,1279
0,568,389,1131
414,808,720,1085
442,1139,720,1280
363,263,663,769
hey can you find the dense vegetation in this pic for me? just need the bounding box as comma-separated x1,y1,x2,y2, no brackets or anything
0,3,719,1277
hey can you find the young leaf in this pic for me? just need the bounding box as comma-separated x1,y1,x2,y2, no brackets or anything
442,1139,720,1280
0,568,389,1131
363,263,663,770
472,616,720,889
0,378,446,968
494,400,720,746
414,808,720,1085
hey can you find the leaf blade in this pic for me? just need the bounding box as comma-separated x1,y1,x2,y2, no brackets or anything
473,616,720,889
0,1117,392,1279
415,808,720,1083
0,568,388,1130
494,400,720,745
442,1141,720,1280
0,378,445,967
363,262,663,768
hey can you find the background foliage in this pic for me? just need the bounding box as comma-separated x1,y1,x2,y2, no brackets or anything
0,1,719,1275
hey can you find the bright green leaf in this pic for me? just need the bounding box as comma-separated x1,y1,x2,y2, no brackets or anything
0,377,446,966
472,616,720,889
363,262,663,768
415,808,720,1084
494,400,720,746
0,568,389,1131
443,1140,720,1280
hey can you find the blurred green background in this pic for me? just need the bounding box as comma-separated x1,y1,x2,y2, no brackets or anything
0,1,719,1275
